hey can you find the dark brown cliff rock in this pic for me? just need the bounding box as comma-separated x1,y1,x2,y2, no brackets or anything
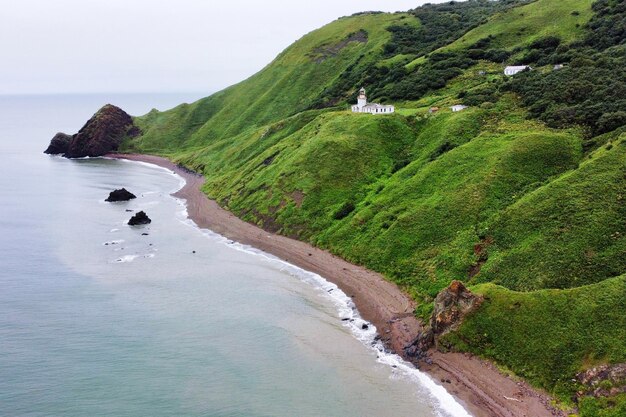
44,104,140,158
44,132,73,155
431,280,484,339
405,280,483,357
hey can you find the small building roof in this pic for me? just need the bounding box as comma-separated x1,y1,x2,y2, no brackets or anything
363,103,393,109
505,65,531,70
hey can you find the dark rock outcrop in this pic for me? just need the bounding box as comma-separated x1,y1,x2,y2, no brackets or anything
44,132,73,155
405,281,483,357
128,211,151,226
431,280,483,339
577,363,626,398
105,188,136,202
44,104,140,158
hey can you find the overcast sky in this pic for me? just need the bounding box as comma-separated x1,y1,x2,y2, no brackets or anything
1,1,448,95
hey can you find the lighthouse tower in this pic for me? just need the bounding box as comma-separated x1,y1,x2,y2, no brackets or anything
351,86,395,114
357,87,367,109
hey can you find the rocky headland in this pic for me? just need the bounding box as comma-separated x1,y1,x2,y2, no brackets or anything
44,104,139,158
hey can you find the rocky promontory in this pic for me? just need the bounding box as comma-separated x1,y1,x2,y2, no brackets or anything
44,104,140,158
44,132,73,155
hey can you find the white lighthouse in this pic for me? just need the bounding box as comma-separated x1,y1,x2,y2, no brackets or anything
351,87,395,115
357,87,367,109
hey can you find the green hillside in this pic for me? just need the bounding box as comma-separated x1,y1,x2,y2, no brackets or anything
120,0,626,414
447,0,593,50
129,12,413,153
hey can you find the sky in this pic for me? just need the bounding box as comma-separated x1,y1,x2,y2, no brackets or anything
0,0,448,95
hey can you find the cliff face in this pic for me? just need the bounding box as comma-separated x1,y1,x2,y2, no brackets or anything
406,281,483,356
44,104,139,158
431,280,484,340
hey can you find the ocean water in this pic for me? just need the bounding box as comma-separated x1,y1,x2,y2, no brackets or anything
0,94,471,417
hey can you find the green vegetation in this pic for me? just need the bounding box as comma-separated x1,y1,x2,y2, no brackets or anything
579,394,626,417
440,275,626,399
474,138,626,291
503,0,626,136
121,1,626,414
386,0,532,57
444,0,593,50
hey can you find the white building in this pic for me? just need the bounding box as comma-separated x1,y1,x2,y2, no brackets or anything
451,104,468,112
504,65,531,76
351,88,395,115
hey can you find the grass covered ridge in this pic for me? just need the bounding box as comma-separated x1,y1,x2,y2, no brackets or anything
441,274,626,402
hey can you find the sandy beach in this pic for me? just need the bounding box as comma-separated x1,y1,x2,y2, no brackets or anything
109,153,565,417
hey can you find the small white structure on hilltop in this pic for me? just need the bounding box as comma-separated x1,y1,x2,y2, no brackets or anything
451,104,468,112
351,87,395,115
504,65,532,76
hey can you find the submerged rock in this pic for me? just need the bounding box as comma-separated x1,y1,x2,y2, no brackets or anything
105,188,137,202
44,104,140,158
128,211,151,226
44,132,73,155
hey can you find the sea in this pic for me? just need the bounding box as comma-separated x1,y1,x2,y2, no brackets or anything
0,94,472,417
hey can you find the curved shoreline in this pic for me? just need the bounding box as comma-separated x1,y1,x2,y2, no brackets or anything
108,153,564,417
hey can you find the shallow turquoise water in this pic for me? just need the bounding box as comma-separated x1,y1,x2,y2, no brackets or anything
0,95,470,417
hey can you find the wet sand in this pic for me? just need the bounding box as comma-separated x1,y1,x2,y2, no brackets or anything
108,153,565,417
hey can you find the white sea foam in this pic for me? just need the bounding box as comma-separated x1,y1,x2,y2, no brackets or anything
103,239,124,246
111,253,155,263
108,157,185,194
201,230,472,417
113,255,139,263
125,158,473,417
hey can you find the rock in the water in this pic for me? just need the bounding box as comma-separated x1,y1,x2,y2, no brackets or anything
105,188,137,202
44,132,73,155
128,211,151,226
44,104,140,158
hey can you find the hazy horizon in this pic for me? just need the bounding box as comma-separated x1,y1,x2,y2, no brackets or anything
2,1,447,95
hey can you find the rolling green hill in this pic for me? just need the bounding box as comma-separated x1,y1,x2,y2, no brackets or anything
120,1,626,415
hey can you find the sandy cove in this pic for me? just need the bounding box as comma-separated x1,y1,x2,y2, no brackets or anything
109,153,565,417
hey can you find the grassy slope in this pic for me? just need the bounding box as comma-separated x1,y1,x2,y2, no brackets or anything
126,12,415,153
474,137,626,291
122,1,625,413
406,0,593,69
448,0,593,50
441,274,626,399
314,100,584,298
